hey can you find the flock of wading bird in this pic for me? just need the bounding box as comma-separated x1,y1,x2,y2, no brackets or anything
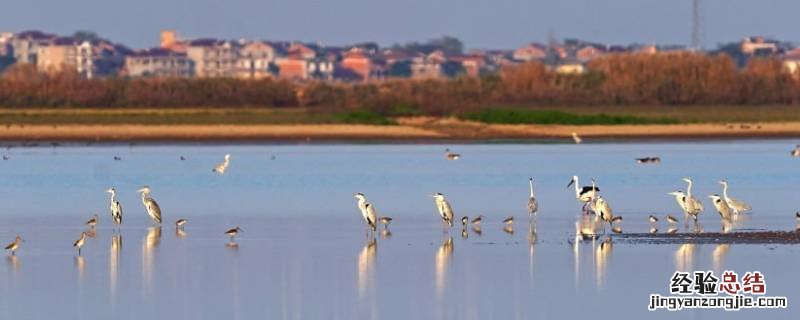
4,144,800,257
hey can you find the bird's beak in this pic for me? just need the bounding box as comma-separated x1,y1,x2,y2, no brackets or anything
566,179,574,188
667,192,676,196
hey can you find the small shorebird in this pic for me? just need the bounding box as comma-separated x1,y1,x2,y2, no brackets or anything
719,180,751,215
113,156,122,161
444,148,460,160
179,156,186,160
432,193,455,228
503,216,514,225
175,218,188,229
2,155,8,160
225,226,243,241
611,216,623,224
85,214,99,228
213,154,231,174
354,193,377,233
137,186,162,225
471,215,482,225
708,194,733,221
791,145,800,157
461,216,468,227
5,236,22,255
796,212,800,220
666,215,679,225
73,232,87,256
527,178,538,218
571,132,582,144
567,176,599,214
106,188,123,232
649,215,659,225
636,157,661,164
379,217,392,229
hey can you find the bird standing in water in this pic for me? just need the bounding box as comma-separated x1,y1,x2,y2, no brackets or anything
85,214,98,228
73,232,87,256
225,227,243,241
432,193,455,229
378,217,393,229
528,178,538,219
471,215,483,225
708,194,733,221
354,193,377,233
4,236,22,255
106,187,123,232
138,186,162,225
461,216,468,227
213,154,231,174
444,149,460,160
719,180,751,215
175,219,187,229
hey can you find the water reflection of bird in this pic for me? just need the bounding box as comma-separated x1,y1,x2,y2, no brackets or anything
73,232,87,256
712,244,730,273
650,227,658,233
461,228,468,239
708,194,732,221
444,148,460,160
471,225,482,236
567,176,599,214
357,237,377,299
528,178,538,218
667,227,678,234
675,243,696,272
85,214,98,228
5,236,22,255
138,186,162,225
379,228,392,239
106,187,123,232
225,226,243,241
432,193,454,228
213,154,231,174
595,237,612,287
146,226,161,248
110,234,121,298
503,225,514,235
720,180,751,215
434,237,453,297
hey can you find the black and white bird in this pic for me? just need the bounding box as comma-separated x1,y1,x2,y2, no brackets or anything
354,193,377,232
444,148,460,160
567,176,599,213
175,218,188,229
666,215,679,225
4,236,22,255
791,145,800,157
225,226,243,241
137,186,162,225
503,216,514,225
648,215,659,225
432,193,455,228
527,178,538,218
85,214,98,228
106,187,123,232
636,157,661,164
73,232,87,256
461,216,468,227
594,196,615,233
719,180,751,215
708,194,733,221
471,215,482,225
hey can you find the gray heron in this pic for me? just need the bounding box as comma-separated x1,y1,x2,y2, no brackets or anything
719,180,751,214
175,218,187,229
668,190,703,222
85,214,98,228
213,154,231,174
137,186,163,225
73,232,87,256
567,176,599,213
225,226,243,241
571,132,582,144
444,149,460,160
528,178,538,218
594,196,615,233
354,193,377,232
708,194,733,221
4,236,22,255
106,188,123,232
432,193,455,228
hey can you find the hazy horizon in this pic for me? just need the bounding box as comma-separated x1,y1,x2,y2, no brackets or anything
1,0,798,49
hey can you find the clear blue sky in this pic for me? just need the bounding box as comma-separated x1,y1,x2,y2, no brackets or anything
0,0,796,49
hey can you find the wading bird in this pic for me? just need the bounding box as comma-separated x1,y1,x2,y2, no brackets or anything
85,214,98,228
791,145,800,157
528,178,538,218
354,193,377,233
594,196,615,233
796,212,800,221
649,215,659,226
213,154,231,174
708,194,733,221
461,216,468,227
379,217,392,229
666,215,679,225
471,215,482,225
137,186,162,225
444,148,460,160
719,180,751,215
567,176,599,214
571,132,582,144
503,216,514,225
4,236,22,255
106,188,123,232
432,193,454,228
636,157,661,164
175,219,187,229
668,190,703,222
73,232,87,256
225,226,243,241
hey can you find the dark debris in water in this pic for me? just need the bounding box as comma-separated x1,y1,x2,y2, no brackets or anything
614,230,800,244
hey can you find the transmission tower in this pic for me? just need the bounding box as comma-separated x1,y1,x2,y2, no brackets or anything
691,0,702,49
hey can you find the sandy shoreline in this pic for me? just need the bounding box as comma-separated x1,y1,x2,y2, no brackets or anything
2,121,800,142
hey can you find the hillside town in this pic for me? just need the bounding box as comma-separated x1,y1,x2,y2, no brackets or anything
0,29,799,81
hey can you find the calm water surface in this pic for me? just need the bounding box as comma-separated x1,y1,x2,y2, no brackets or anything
0,141,798,319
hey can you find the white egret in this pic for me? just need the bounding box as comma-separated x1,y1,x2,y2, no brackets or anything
213,154,231,174
137,186,162,225
719,180,751,214
432,193,455,228
567,176,599,213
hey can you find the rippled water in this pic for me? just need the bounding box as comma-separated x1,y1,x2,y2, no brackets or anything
0,141,798,319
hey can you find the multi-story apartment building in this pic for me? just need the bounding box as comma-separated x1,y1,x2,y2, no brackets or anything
186,39,239,78
10,30,57,65
36,37,127,78
237,41,276,79
124,48,194,77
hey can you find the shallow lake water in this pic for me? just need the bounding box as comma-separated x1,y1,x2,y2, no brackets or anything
0,140,798,319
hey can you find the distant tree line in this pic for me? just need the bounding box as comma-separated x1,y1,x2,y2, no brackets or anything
1,53,799,115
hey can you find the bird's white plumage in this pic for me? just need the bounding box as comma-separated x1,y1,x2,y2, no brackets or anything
708,194,732,221
107,188,123,226
433,193,454,227
138,187,162,224
527,178,538,216
720,180,751,214
213,154,231,174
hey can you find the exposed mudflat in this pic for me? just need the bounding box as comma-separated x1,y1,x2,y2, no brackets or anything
614,230,800,244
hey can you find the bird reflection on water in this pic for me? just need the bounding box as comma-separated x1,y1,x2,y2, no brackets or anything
142,226,160,296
